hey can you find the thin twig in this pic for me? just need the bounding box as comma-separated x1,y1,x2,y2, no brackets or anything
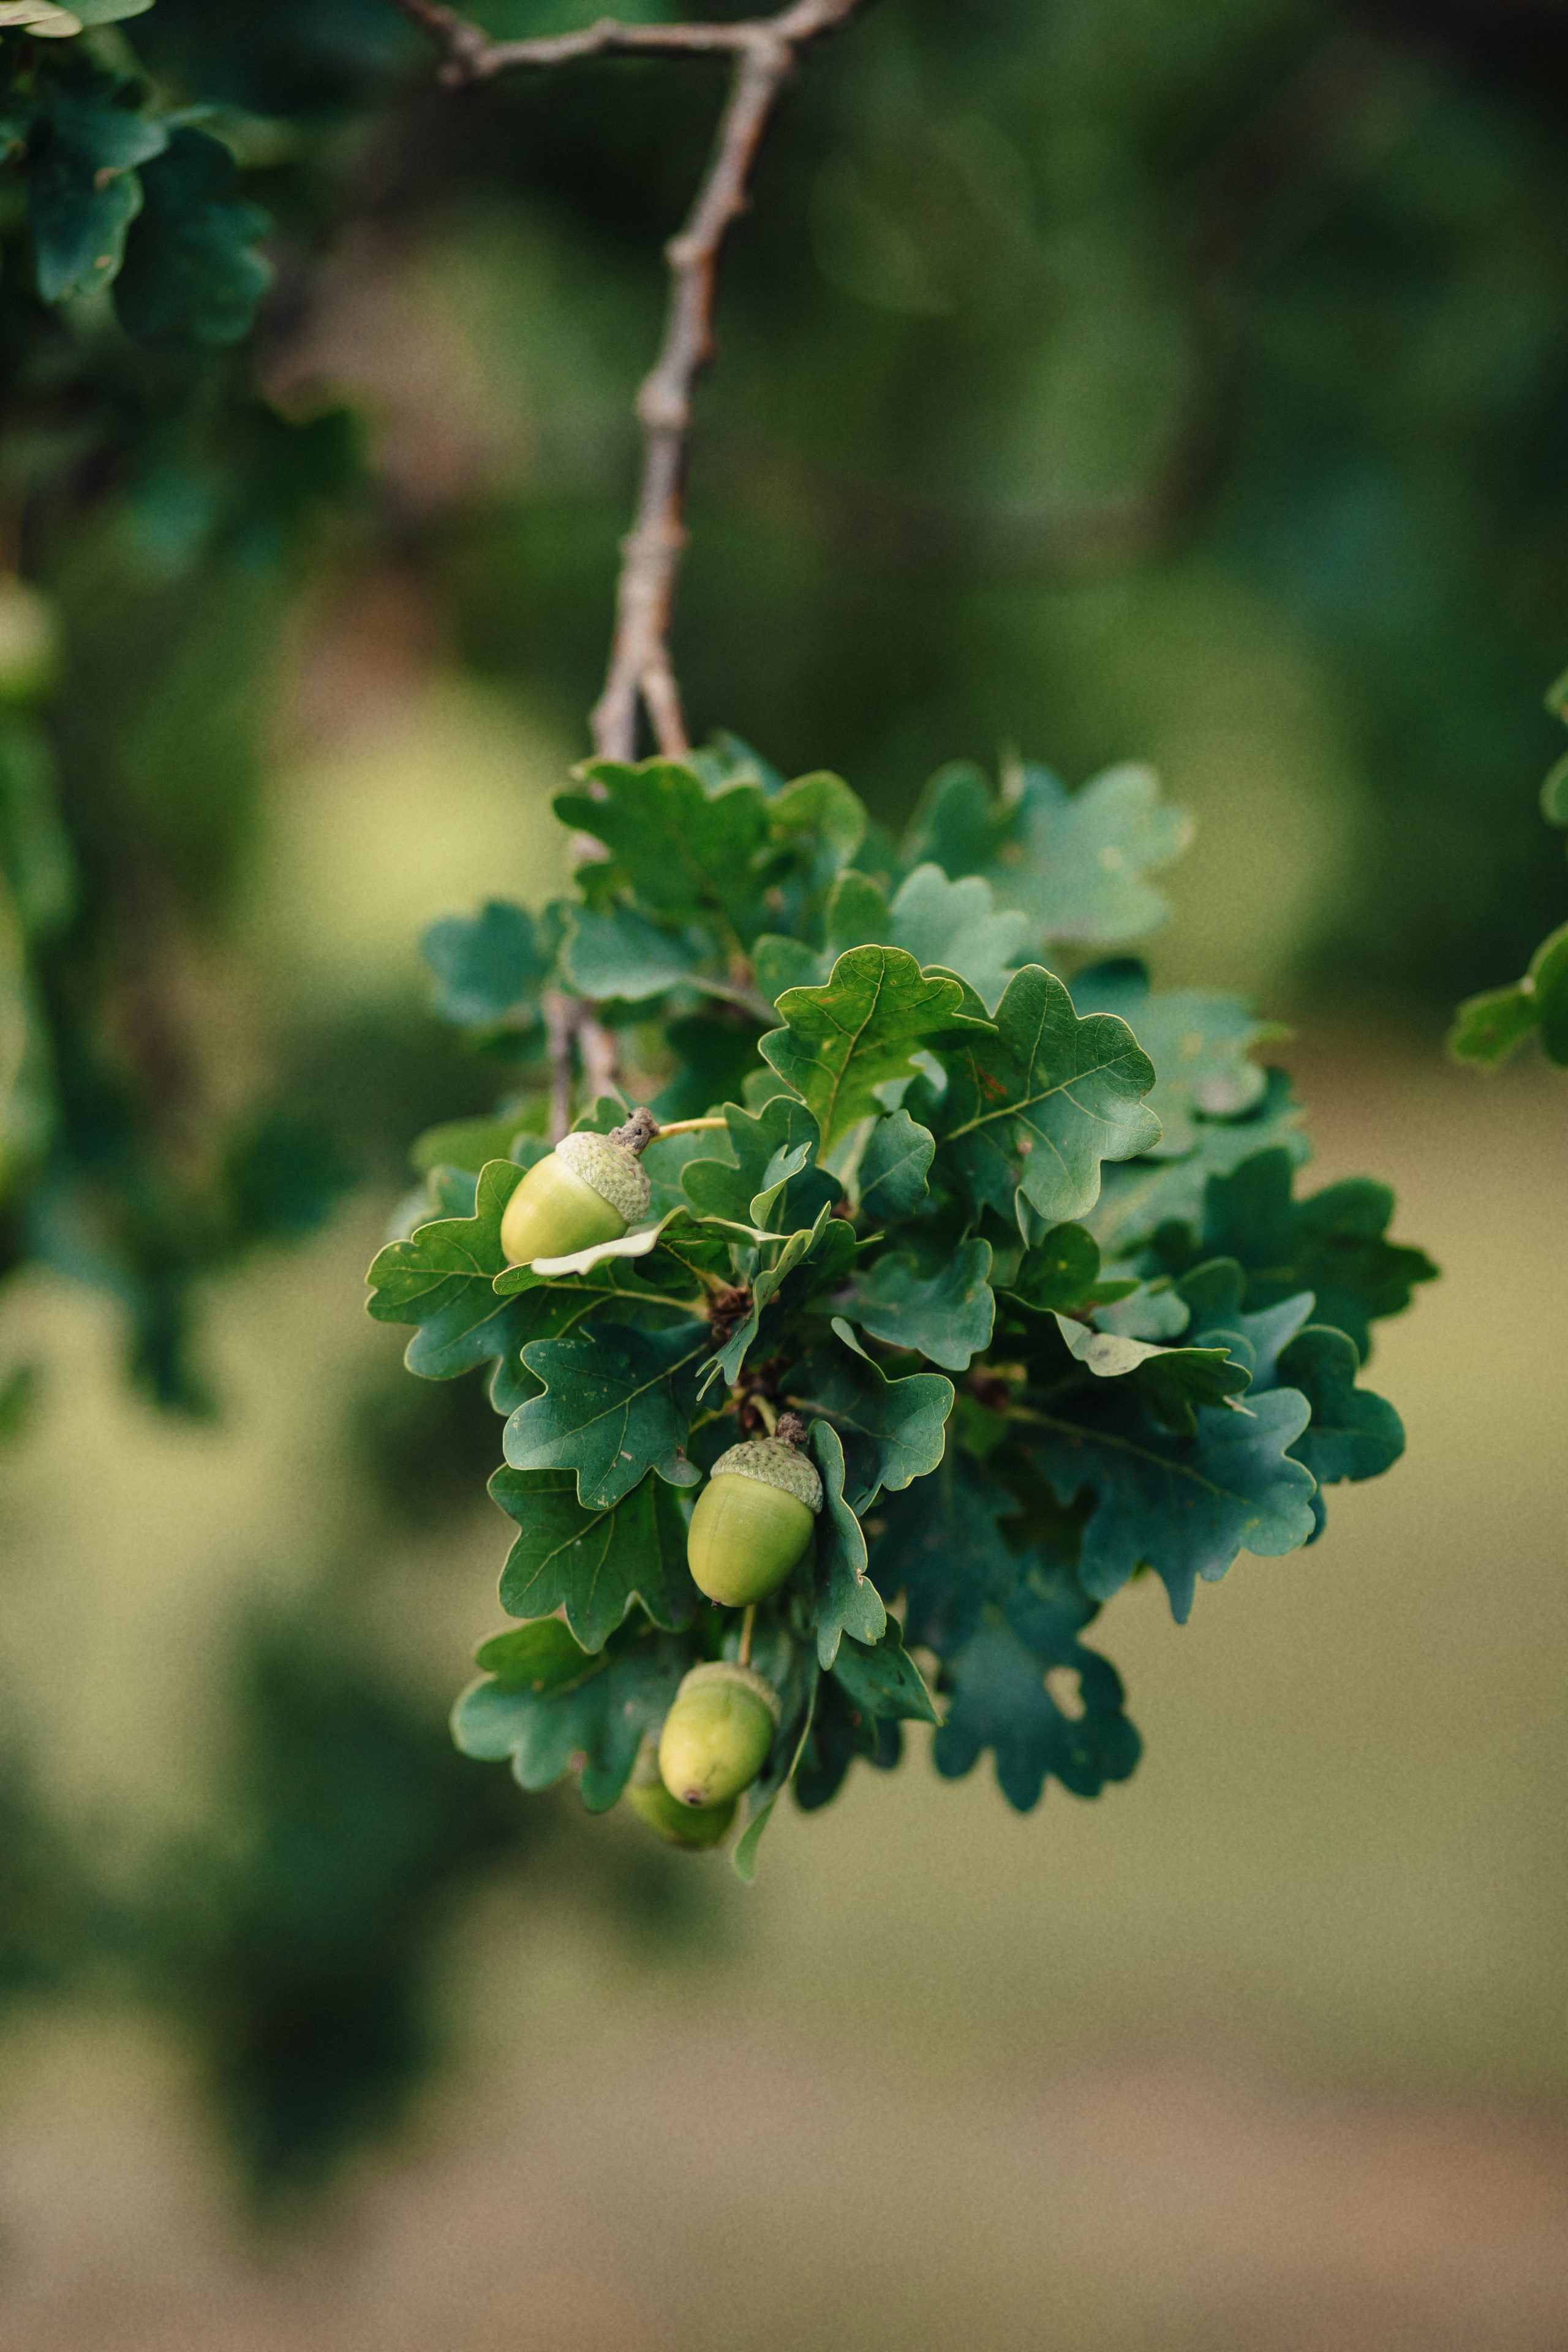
392,0,874,759
737,1602,756,1667
543,988,576,1142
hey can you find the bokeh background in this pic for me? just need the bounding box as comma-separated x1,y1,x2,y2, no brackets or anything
2,1,1567,2345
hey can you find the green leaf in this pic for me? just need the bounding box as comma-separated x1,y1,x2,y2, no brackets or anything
452,1638,685,1811
651,1016,763,1124
556,759,769,938
1275,1325,1404,1485
366,1158,527,1382
473,1618,594,1693
704,1206,854,1391
0,3,82,32
1530,921,1568,1065
1541,750,1568,827
1155,1147,1438,1360
690,729,786,797
733,1673,818,1884
115,129,272,345
422,900,549,1033
1005,1221,1107,1313
1087,1068,1310,1257
762,944,992,1153
1072,960,1278,1157
72,1,156,21
1046,1313,1252,1436
560,904,701,1001
410,1115,543,1177
933,964,1159,1230
0,717,74,941
881,863,1030,1013
934,1599,1140,1811
762,861,1028,1014
502,1320,710,1507
491,1466,699,1649
785,1343,952,1512
905,758,1192,946
680,1093,834,1231
809,1420,886,1667
841,1237,995,1371
876,1453,1022,1654
30,94,168,303
1447,982,1537,1068
1025,1387,1317,1623
856,1108,933,1218
831,1622,939,1725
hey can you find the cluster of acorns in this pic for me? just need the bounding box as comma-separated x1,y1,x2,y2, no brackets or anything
500,1109,823,1848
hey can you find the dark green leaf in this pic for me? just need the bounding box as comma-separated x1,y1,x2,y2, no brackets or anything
1045,1313,1252,1436
502,1320,710,1507
841,1237,995,1371
831,1622,939,1725
1276,1325,1404,1485
1072,960,1279,1156
809,1419,885,1667
933,964,1159,1229
763,944,992,1152
905,758,1191,945
556,758,769,937
491,1465,699,1649
452,1638,685,1811
560,905,701,1001
857,1108,933,1218
785,1342,952,1512
366,1158,525,1381
1156,1147,1438,1360
934,1602,1140,1811
1025,1387,1317,1622
473,1619,594,1693
422,901,549,1033
31,93,167,303
1087,1066,1309,1256
115,129,272,345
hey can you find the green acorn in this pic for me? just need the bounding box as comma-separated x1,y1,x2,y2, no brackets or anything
623,1737,736,1849
658,1660,781,1809
687,1411,821,1607
499,1106,655,1267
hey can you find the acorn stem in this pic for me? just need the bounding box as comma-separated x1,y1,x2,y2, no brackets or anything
655,1115,728,1137
751,1394,778,1436
607,1105,660,1155
737,1604,756,1667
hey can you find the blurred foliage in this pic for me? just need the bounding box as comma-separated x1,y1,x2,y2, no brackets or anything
0,0,1562,2203
1449,662,1568,1066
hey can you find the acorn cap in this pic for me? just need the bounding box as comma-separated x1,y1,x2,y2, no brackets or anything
556,1128,650,1224
709,1436,823,1515
677,1659,783,1723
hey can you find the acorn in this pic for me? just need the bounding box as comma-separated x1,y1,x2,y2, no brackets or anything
658,1660,781,1809
499,1106,655,1267
623,1737,736,1849
687,1411,822,1607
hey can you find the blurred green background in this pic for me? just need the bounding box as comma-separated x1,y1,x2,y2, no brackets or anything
1,1,1567,2345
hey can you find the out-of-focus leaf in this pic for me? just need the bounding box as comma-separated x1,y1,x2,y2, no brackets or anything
116,130,273,345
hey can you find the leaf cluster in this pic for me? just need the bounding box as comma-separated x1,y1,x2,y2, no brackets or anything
371,739,1434,1872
